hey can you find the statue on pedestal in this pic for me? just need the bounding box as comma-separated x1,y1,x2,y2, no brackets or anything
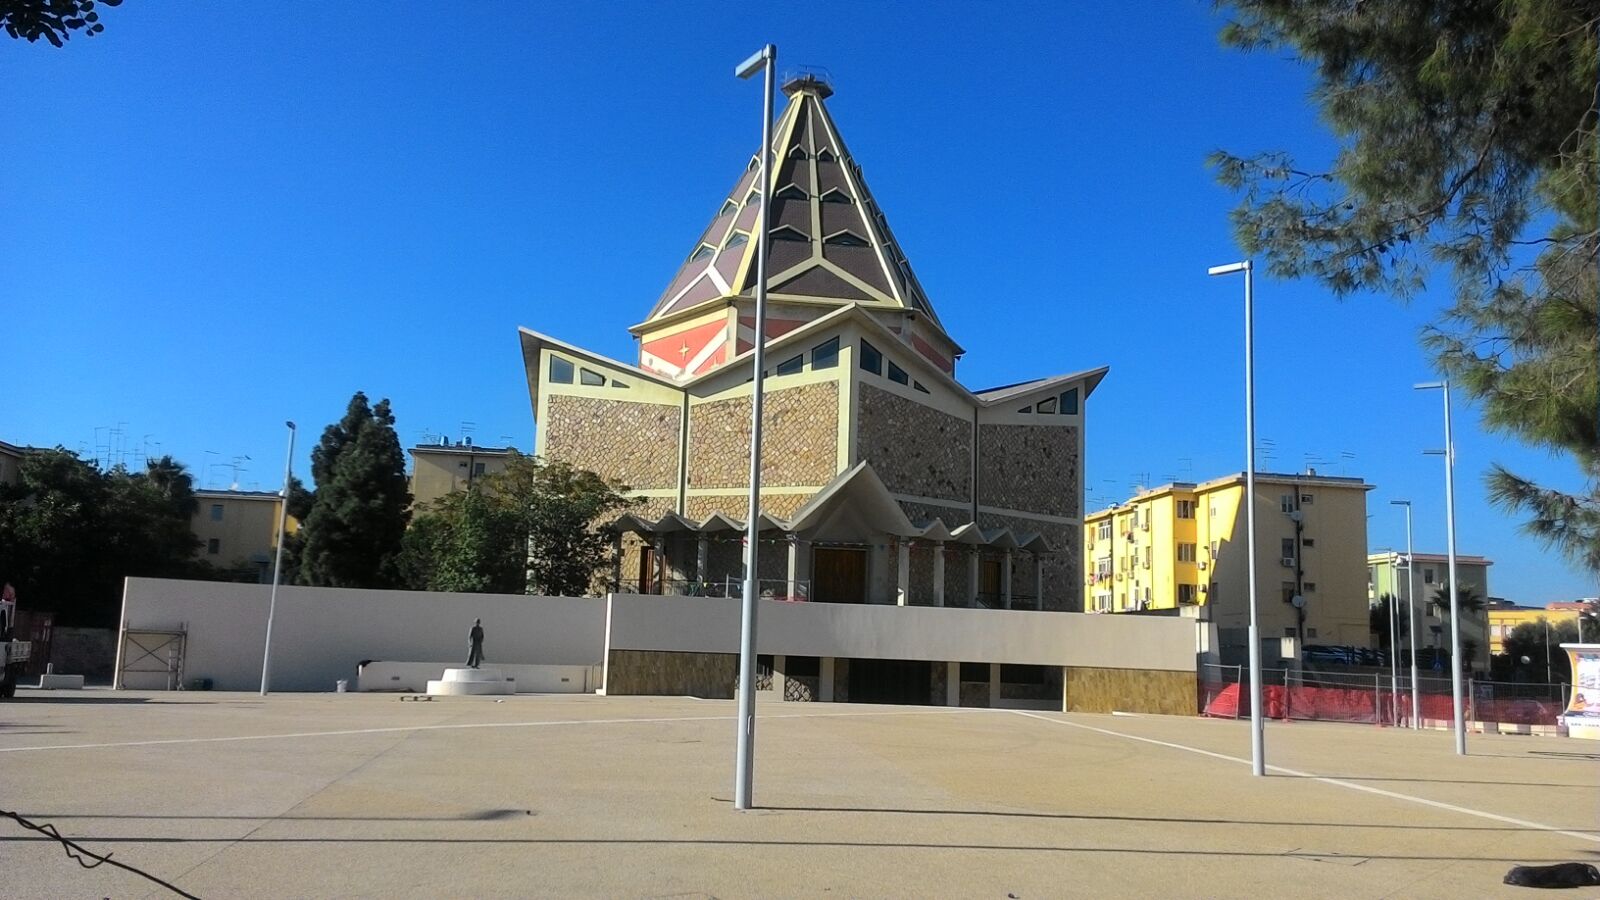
467,618,486,669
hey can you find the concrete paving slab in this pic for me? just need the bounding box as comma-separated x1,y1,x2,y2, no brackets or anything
0,691,1594,898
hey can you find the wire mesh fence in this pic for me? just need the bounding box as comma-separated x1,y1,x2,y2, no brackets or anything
1198,664,1574,727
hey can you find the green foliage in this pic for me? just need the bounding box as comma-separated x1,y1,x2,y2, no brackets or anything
1430,582,1485,617
298,392,412,589
0,449,201,626
1497,617,1581,682
1,0,120,46
1213,0,1600,571
396,452,637,596
397,490,525,594
1368,592,1409,649
492,454,639,597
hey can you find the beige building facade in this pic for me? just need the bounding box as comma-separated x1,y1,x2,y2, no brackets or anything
0,440,27,486
1085,472,1375,664
191,490,289,582
408,441,514,508
1368,551,1492,669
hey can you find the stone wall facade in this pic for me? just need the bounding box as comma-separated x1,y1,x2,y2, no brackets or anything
688,382,839,489
1064,666,1197,716
857,384,972,502
896,499,973,528
976,511,1080,613
606,649,736,698
907,543,935,605
683,492,814,523
978,423,1078,518
545,395,681,491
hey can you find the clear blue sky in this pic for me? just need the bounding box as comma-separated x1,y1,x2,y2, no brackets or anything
2,2,1590,603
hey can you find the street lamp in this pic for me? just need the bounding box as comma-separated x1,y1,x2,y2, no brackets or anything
260,420,297,696
733,42,776,812
1416,380,1466,755
1208,259,1264,777
1390,499,1420,730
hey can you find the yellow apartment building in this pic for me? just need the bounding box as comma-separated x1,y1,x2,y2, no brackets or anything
192,489,292,581
1485,602,1584,655
1085,471,1374,664
408,441,515,508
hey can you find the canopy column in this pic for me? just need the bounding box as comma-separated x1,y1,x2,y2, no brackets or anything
931,541,946,607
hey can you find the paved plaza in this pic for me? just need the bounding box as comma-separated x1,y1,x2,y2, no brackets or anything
1,691,1596,898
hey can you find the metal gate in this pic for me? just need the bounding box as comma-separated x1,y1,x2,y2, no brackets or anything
117,629,186,690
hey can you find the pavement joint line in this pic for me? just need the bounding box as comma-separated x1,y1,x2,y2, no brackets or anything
1009,710,1600,846
0,705,971,754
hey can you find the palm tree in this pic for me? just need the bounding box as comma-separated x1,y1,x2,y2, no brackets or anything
1429,583,1483,618
140,455,199,518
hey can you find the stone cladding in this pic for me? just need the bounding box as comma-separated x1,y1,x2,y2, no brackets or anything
688,382,838,489
545,395,681,490
857,384,971,501
976,511,1081,613
977,423,1079,518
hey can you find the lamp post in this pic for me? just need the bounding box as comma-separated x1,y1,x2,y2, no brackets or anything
1386,551,1400,726
1208,259,1264,777
733,42,775,811
1416,380,1466,755
1390,499,1419,730
260,420,296,696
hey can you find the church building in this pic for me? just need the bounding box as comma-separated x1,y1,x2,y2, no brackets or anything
518,74,1106,613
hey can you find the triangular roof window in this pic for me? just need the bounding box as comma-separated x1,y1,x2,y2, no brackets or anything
724,231,749,250
719,199,739,217
824,230,868,247
819,187,852,204
775,184,808,201
787,145,808,160
816,147,837,162
688,244,715,262
770,225,809,242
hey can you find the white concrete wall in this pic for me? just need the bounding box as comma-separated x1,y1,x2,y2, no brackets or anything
606,593,1197,671
119,578,606,692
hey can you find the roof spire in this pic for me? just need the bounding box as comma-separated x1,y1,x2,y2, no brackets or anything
782,71,833,99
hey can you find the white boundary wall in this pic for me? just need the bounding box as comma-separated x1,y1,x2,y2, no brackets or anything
119,578,605,692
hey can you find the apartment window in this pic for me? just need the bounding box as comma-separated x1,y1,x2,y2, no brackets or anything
913,381,930,394
1300,493,1314,504
1209,504,1218,518
1285,627,1297,637
1175,499,1195,519
1424,567,1436,584
810,336,839,369
1302,538,1315,548
549,356,574,384
887,360,909,385
1059,388,1079,415
579,367,606,386
472,462,486,477
1280,494,1295,513
1177,543,1197,563
1178,583,1198,604
774,354,804,377
1305,582,1317,592
1097,521,1112,541
1307,628,1318,638
1210,540,1220,558
207,538,220,555
210,504,224,522
1281,582,1296,603
1281,538,1296,560
859,340,883,375
1142,547,1152,568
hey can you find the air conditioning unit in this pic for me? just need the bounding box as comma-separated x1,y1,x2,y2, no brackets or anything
1280,557,1296,567
1198,561,1208,570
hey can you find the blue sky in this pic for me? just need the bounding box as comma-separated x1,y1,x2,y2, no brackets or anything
2,2,1590,602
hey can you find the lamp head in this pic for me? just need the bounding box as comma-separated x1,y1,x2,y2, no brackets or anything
736,45,775,79
1413,381,1445,391
1389,499,1410,507
1207,261,1250,276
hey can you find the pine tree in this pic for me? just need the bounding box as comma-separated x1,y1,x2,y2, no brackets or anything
298,392,412,588
1212,0,1599,572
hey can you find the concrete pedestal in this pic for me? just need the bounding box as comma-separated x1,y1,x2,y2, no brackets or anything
426,667,514,696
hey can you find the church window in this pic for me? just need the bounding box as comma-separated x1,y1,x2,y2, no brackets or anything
1017,405,1032,413
824,230,868,247
770,225,808,242
745,189,761,206
787,145,807,159
549,356,574,384
724,231,749,250
819,188,852,204
887,360,909,385
719,199,739,217
775,354,804,377
859,340,883,375
816,148,836,162
775,184,807,201
1036,396,1058,414
688,244,714,263
1059,388,1079,415
810,336,839,369
913,381,930,394
580,368,605,387
612,380,630,389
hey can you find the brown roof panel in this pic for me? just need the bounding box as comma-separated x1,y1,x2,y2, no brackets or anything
770,265,872,301
661,271,724,316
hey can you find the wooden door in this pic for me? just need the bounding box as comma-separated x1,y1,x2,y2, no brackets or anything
638,546,657,594
812,548,867,604
980,559,1002,606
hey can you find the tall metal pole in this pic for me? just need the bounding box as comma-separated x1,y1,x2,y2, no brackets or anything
1210,259,1263,776
733,43,775,811
1418,380,1468,754
1387,552,1400,726
260,420,296,696
1401,502,1420,730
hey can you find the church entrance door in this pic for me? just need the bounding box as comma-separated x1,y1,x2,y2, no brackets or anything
812,547,867,604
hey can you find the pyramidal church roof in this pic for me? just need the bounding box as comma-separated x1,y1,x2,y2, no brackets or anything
638,74,944,334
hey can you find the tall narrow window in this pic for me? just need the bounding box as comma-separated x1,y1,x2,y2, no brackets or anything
1059,388,1079,415
859,340,883,375
1175,499,1195,519
1281,538,1296,560
810,336,839,369
207,538,220,555
210,504,224,522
